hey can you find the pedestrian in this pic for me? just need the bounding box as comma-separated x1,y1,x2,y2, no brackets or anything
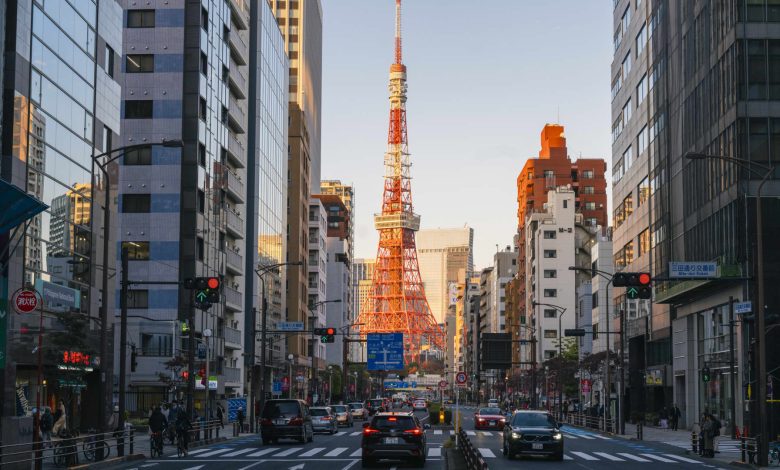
670,404,681,431
216,404,224,429
563,400,569,420
701,414,715,457
237,407,245,433
659,407,669,429
710,413,722,454
52,400,67,436
40,407,54,447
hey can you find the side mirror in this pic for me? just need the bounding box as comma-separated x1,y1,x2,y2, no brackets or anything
424,423,431,429
363,422,370,428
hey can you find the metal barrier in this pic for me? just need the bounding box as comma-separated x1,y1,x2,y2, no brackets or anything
458,428,488,470
740,436,759,464
636,422,643,440
0,427,135,468
691,431,698,454
555,412,616,433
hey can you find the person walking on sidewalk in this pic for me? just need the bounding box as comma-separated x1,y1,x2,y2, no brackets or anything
701,414,715,457
709,413,722,454
670,404,681,431
237,407,245,433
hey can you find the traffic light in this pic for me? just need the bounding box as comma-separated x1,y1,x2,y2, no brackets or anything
131,345,138,372
612,272,652,299
314,327,336,343
185,276,221,310
702,366,711,383
564,329,586,337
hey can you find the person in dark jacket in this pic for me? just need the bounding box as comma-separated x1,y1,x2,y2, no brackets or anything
149,407,168,433
237,407,245,433
40,407,54,447
670,405,682,431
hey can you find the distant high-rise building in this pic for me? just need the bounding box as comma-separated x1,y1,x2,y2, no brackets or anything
308,198,328,393
479,247,517,334
416,227,474,324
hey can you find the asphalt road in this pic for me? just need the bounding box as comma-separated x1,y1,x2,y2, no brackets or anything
106,408,443,470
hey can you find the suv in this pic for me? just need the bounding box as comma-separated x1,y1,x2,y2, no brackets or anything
365,398,385,416
260,399,314,444
502,410,563,461
361,412,429,467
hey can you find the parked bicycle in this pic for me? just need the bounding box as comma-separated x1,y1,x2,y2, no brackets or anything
769,441,780,466
52,431,79,467
82,428,110,461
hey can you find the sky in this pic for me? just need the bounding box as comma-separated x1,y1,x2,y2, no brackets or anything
320,0,614,269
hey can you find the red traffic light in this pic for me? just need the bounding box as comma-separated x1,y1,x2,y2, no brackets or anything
638,273,651,285
207,277,219,289
325,328,336,335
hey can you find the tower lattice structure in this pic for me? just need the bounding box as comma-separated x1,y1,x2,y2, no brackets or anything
358,0,445,364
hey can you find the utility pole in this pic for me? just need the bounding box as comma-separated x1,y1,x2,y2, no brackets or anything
117,246,128,451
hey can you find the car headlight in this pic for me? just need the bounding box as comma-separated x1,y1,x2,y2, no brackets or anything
511,432,522,440
552,432,562,440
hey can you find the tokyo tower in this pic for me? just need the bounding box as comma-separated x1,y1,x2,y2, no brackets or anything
357,0,445,365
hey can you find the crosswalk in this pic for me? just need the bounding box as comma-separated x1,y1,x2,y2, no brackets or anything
168,445,445,460
661,438,741,454
484,448,708,464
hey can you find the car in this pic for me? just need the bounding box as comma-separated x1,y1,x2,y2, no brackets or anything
361,412,430,467
349,402,368,420
474,407,506,430
331,404,354,427
365,398,385,416
412,400,427,411
488,398,500,407
502,410,563,461
260,399,314,445
310,406,338,434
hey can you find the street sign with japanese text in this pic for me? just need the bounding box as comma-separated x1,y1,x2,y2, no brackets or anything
367,333,404,371
669,262,718,279
277,321,305,331
734,302,752,315
13,290,38,314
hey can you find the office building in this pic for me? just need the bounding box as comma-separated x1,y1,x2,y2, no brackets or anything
307,198,328,394
0,0,123,431
269,0,323,375
479,247,517,334
416,227,474,324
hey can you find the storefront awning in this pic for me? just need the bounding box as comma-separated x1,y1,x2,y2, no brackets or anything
0,179,48,234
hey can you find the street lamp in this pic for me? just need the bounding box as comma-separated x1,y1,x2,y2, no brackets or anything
309,299,341,402
327,365,334,403
252,261,302,430
93,140,182,435
685,152,775,465
288,354,295,399
533,301,566,418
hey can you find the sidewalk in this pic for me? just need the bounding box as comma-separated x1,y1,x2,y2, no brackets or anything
620,422,744,467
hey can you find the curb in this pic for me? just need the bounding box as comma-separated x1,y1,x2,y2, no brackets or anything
68,453,145,469
729,460,756,469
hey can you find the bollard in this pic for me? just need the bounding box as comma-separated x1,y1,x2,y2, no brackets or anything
691,431,698,454
129,427,135,455
637,422,643,440
741,437,746,463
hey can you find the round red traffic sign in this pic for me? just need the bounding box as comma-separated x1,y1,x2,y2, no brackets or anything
438,380,448,389
13,290,38,314
455,372,467,385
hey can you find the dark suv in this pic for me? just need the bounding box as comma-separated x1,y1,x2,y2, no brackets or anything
260,399,314,444
365,398,385,416
502,410,563,460
361,412,429,467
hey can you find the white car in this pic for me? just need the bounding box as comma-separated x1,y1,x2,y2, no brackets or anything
413,400,427,411
488,399,499,407
348,402,368,420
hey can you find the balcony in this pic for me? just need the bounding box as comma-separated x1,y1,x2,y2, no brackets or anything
228,59,247,99
224,286,242,311
225,248,243,275
225,327,242,349
224,169,245,203
228,0,249,30
227,132,246,168
228,29,248,66
223,366,242,385
225,209,244,239
228,95,247,134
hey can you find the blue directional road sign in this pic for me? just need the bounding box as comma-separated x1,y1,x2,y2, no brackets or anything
367,333,404,371
272,381,282,394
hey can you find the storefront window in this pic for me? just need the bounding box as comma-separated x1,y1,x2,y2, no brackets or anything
697,305,734,428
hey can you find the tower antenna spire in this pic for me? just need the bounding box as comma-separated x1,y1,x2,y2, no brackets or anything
395,0,402,64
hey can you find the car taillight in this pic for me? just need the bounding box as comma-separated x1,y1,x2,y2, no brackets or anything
404,428,423,436
289,417,303,425
323,416,332,420
363,427,380,435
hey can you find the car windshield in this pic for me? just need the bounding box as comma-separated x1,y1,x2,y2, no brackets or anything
479,408,502,415
333,405,348,413
310,408,329,416
262,401,300,419
511,413,557,428
372,416,416,431
348,403,362,410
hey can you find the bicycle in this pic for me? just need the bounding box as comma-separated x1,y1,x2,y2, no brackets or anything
176,429,190,458
82,428,110,461
52,432,79,467
769,441,780,466
150,431,164,458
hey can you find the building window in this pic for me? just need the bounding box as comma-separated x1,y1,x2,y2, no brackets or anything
582,186,595,195
543,250,557,258
127,290,149,308
592,291,599,308
197,189,205,214
623,98,632,123
199,98,207,121
122,194,151,213
544,329,558,339
125,146,152,165
544,350,557,359
622,51,632,79
201,52,208,76
584,202,596,210
105,45,115,77
544,309,557,318
611,72,622,100
586,217,597,226
141,333,173,357
127,9,155,28
544,269,557,278
199,143,206,167
126,54,154,73
637,73,647,104
622,5,631,33
582,170,594,179
125,100,153,119
563,199,568,208
122,241,150,260
543,170,554,178
637,176,650,206
543,230,556,239
201,7,209,31
197,237,204,261
614,241,634,268
623,146,633,172
635,23,646,57
544,289,557,297
639,228,651,257
637,125,648,154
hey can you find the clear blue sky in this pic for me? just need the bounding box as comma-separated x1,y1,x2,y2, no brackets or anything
320,0,613,269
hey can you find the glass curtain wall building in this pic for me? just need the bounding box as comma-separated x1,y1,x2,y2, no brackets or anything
0,0,123,431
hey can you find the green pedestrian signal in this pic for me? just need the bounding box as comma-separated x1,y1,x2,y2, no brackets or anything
702,366,711,383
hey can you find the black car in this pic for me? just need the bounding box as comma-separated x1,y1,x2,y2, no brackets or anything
361,412,430,467
364,398,385,416
502,410,563,460
260,399,314,444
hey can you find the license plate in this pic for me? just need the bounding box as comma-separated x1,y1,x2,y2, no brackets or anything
532,443,544,450
274,419,287,425
384,437,399,444
489,421,496,426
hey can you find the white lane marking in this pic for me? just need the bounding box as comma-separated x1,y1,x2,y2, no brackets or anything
478,448,496,458
324,447,348,457
237,462,266,470
481,431,493,436
179,448,211,456
434,430,442,435
662,454,703,464
196,448,233,457
222,448,256,457
299,447,326,457
349,448,362,457
349,432,361,436
617,453,652,462
640,453,678,463
593,452,625,461
335,432,346,436
182,466,204,470
570,451,600,461
141,465,159,468
592,434,612,440
428,448,442,457
564,454,574,460
340,460,360,470
273,447,303,457
466,431,476,436
246,447,279,457
578,434,596,439
562,433,579,439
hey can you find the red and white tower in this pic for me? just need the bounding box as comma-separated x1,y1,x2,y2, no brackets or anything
358,0,445,364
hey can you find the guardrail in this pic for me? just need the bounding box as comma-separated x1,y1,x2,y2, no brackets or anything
740,436,759,464
0,427,135,468
458,428,488,470
555,412,615,433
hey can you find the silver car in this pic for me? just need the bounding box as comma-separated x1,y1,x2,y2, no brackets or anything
348,402,367,420
331,404,353,427
310,406,337,434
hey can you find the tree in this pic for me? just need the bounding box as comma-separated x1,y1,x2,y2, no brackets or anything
158,355,188,400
